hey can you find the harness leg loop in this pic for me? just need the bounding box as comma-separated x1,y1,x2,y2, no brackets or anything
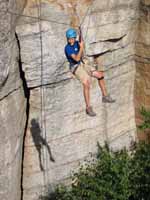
98,76,104,81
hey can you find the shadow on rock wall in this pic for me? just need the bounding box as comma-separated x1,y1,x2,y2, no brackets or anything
30,119,55,171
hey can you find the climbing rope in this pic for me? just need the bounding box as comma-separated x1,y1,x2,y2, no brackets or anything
70,0,95,62
1,8,71,26
37,0,49,188
0,0,95,40
80,0,95,28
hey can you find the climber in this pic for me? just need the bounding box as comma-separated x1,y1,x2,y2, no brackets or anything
64,28,115,117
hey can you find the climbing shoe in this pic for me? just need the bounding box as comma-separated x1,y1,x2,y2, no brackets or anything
102,95,116,103
86,106,96,117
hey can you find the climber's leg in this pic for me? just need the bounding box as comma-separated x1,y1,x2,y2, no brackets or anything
91,70,116,103
82,79,90,108
82,80,96,116
74,63,91,108
74,64,96,116
82,59,107,96
91,70,107,97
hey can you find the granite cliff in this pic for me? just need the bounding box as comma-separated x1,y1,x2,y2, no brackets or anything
0,1,26,200
0,0,150,200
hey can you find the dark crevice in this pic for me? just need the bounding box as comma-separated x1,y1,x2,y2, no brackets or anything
15,33,30,100
91,50,111,58
135,54,150,62
87,41,132,58
90,34,127,44
15,32,30,200
104,34,127,42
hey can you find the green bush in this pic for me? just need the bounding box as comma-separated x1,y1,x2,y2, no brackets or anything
138,106,150,130
41,107,150,200
40,142,150,200
129,142,150,200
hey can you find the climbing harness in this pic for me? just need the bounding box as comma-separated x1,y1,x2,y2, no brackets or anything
98,76,104,80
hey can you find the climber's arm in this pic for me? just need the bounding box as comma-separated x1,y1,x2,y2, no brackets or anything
70,41,84,62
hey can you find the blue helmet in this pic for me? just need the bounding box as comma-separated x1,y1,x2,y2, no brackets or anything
66,28,77,39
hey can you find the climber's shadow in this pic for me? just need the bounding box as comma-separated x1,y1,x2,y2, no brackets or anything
30,118,55,171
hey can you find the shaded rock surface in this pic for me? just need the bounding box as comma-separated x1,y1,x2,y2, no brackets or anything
16,0,140,199
135,0,150,140
0,1,26,200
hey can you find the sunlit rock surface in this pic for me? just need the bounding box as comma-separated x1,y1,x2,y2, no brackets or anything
1,0,150,200
0,1,26,200
15,0,140,199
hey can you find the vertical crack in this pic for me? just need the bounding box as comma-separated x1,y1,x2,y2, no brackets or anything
15,32,30,200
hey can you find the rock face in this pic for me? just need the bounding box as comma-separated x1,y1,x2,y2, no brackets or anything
135,0,150,140
0,1,26,200
1,0,149,200
15,0,140,199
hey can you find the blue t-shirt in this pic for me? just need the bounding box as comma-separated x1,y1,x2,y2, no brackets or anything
65,41,81,68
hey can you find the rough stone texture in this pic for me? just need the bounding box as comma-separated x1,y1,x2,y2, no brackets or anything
134,0,150,140
0,1,26,200
15,1,140,199
1,0,150,200
0,88,26,200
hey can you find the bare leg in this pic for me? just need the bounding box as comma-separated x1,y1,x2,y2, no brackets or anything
92,71,107,96
98,78,107,97
82,79,96,116
82,80,91,108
